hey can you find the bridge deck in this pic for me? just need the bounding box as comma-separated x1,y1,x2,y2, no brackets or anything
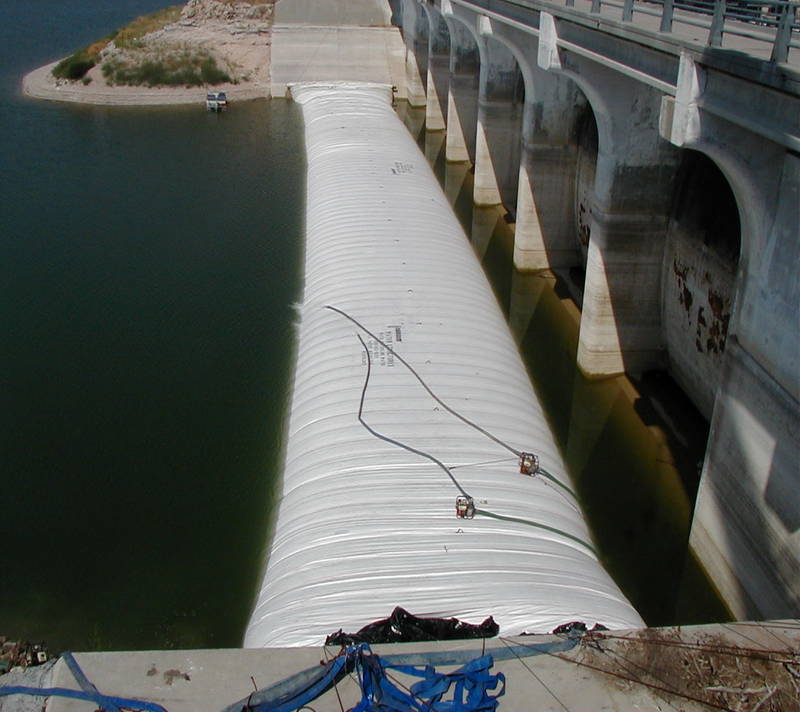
563,0,799,65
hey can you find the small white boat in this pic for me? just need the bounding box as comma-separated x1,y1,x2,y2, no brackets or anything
206,91,227,112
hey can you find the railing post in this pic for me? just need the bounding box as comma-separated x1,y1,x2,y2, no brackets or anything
591,0,602,13
709,0,727,47
660,0,675,32
623,0,634,22
771,1,797,63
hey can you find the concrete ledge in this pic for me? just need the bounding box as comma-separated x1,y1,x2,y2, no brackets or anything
270,25,406,99
21,621,797,711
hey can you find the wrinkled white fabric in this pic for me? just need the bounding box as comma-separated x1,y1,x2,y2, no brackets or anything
245,82,643,648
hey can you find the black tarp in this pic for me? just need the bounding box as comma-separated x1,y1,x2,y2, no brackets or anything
325,607,499,646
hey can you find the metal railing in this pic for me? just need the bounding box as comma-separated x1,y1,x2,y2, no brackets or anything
562,0,799,62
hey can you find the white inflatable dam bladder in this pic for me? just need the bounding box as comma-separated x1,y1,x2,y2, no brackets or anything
245,80,644,648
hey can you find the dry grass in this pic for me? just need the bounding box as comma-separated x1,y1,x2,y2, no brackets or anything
114,5,184,49
573,628,800,712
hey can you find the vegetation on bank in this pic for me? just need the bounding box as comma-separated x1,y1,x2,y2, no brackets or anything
102,48,231,87
51,4,220,86
52,33,117,80
109,5,184,49
50,1,276,86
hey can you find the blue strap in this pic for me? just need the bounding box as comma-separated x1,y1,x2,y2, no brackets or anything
225,637,578,711
262,655,350,712
0,685,168,711
0,652,168,712
62,652,122,712
351,649,505,712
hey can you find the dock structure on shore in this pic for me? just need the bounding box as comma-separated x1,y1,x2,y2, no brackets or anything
244,81,643,649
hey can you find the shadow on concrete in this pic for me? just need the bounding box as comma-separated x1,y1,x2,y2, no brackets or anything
478,36,525,215
693,337,800,619
447,20,480,165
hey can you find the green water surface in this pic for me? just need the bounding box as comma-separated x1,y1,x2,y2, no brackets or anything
1,3,305,649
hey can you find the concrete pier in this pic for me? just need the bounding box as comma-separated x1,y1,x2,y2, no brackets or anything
473,34,523,209
400,0,799,624
445,20,479,163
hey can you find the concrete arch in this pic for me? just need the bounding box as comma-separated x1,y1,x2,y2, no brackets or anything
574,103,599,267
536,55,683,377
440,12,481,164
473,31,525,211
401,0,430,107
671,117,798,399
679,136,800,622
471,19,537,116
667,134,768,290
439,5,487,67
535,64,621,190
420,3,451,133
662,149,741,421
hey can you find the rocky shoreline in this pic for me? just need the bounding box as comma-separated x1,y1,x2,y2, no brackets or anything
22,0,274,106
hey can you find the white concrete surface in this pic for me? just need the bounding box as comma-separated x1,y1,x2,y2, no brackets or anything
269,26,406,97
274,0,394,27
31,621,800,711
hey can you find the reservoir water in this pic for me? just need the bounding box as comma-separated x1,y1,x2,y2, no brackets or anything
1,1,305,651
1,1,726,654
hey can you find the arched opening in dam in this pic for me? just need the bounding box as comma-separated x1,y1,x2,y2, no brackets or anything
474,35,525,218
443,18,480,167
574,104,599,270
663,150,742,421
421,4,450,144
402,0,429,108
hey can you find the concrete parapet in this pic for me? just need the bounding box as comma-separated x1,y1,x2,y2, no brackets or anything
34,622,800,712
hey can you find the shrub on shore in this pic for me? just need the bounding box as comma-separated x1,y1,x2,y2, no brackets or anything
102,49,232,87
51,5,182,82
52,33,117,80
112,5,183,49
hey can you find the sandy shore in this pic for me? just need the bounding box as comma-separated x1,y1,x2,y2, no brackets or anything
21,7,272,106
22,61,270,106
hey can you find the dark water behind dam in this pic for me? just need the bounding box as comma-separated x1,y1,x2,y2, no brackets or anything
1,1,726,654
1,0,305,651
